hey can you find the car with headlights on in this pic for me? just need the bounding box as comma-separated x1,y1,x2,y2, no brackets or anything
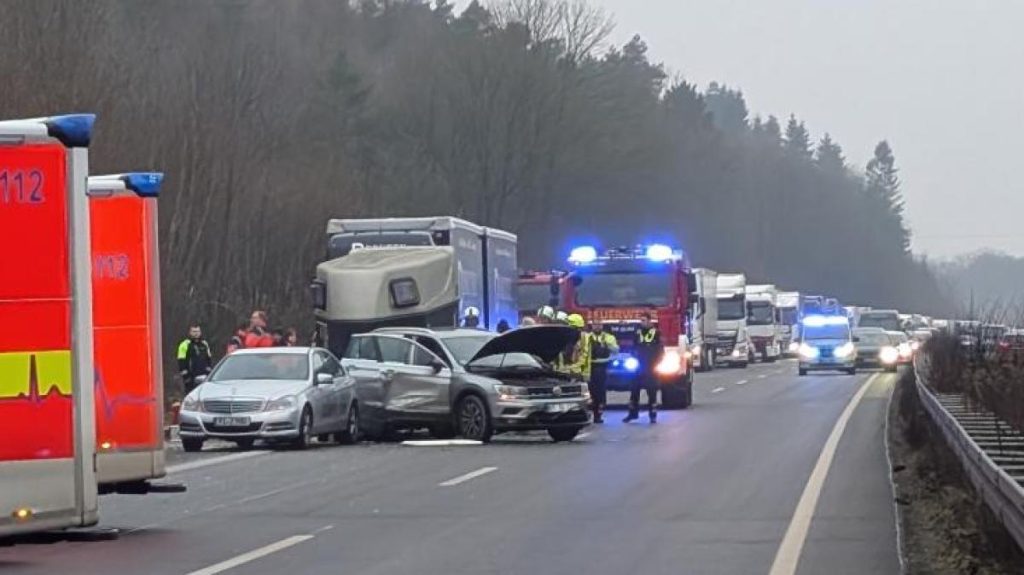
178,347,358,452
853,327,899,372
887,331,914,365
796,315,857,376
341,325,591,443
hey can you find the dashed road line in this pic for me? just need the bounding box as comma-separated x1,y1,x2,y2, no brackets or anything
186,533,318,575
758,374,767,379
711,387,726,394
166,450,269,475
735,380,748,386
439,466,498,487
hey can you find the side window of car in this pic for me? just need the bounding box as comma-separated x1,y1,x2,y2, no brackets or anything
348,336,380,361
311,352,325,375
410,342,440,368
322,353,342,375
377,336,413,364
414,337,451,367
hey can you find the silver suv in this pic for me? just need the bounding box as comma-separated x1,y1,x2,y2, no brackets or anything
341,326,591,443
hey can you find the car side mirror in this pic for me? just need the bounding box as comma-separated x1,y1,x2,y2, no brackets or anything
194,375,208,385
315,373,333,385
430,359,446,374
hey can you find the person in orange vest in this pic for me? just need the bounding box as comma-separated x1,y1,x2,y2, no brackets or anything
243,310,275,348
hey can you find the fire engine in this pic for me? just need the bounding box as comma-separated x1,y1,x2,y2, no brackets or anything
515,270,564,323
561,244,697,409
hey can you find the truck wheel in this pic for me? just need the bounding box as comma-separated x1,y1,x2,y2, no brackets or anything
548,427,582,442
661,381,691,410
798,368,808,376
704,349,714,372
182,438,204,453
457,395,493,443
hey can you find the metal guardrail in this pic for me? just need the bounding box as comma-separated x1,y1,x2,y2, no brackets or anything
914,359,1024,550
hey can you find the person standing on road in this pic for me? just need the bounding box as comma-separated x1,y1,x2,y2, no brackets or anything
226,322,247,355
244,310,274,348
463,307,482,329
558,314,592,382
589,320,619,424
177,324,213,395
625,313,661,423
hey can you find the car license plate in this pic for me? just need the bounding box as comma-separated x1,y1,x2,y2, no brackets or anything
214,416,250,426
546,403,574,413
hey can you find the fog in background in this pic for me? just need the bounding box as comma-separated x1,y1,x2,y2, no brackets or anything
574,0,1024,259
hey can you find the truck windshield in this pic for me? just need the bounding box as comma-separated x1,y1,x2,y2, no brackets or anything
718,297,745,320
516,283,554,313
858,313,901,332
574,271,672,307
747,302,774,325
779,308,799,325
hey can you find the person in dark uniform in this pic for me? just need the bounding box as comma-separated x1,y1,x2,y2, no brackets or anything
177,324,213,395
589,320,619,423
624,313,661,423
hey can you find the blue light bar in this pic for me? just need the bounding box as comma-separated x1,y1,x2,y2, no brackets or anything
44,114,96,148
803,315,849,327
122,172,164,198
568,246,598,264
645,244,675,261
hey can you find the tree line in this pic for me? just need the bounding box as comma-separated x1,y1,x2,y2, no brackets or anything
0,0,949,363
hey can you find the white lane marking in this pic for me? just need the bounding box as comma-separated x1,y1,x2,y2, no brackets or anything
166,450,269,475
402,439,483,447
768,373,877,575
736,379,749,386
439,466,498,487
758,374,767,379
186,534,315,575
711,387,726,394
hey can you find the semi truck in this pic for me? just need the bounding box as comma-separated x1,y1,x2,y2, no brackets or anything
715,273,750,367
88,174,183,496
0,114,99,537
776,291,800,354
745,284,782,362
314,217,517,357
561,244,697,409
690,268,719,372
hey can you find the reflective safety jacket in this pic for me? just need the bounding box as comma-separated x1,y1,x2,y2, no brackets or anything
177,338,213,378
633,326,662,370
557,331,592,380
590,332,620,365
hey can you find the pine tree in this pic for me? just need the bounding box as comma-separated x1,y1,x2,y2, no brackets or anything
783,114,812,160
865,140,911,252
704,82,749,136
815,133,846,174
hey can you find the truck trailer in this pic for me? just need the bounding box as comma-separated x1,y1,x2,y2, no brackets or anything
690,268,719,372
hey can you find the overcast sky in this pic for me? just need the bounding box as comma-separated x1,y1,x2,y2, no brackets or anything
466,1,1024,259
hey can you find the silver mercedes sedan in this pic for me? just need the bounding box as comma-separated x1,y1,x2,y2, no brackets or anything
178,347,358,451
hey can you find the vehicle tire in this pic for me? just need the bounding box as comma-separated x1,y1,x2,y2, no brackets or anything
317,434,331,443
182,438,204,453
846,367,857,375
798,368,808,377
337,404,361,445
548,427,582,443
457,394,493,443
661,382,691,410
761,349,769,362
738,361,749,369
292,407,313,450
705,349,715,372
234,438,255,450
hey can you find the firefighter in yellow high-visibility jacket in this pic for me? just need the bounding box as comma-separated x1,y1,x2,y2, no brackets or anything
556,314,592,383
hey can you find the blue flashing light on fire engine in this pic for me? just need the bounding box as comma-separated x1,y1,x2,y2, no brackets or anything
645,243,675,261
568,245,598,264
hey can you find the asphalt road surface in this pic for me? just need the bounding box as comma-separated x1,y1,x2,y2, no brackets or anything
0,360,901,575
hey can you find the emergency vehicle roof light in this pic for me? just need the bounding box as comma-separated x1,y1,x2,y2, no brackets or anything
645,244,675,261
568,246,598,264
43,114,96,148
123,172,164,197
802,315,849,327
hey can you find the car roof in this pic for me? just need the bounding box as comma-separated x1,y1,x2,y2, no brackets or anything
370,327,492,338
853,327,887,333
229,346,314,356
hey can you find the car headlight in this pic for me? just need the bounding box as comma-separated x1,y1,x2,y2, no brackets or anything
580,383,591,399
799,343,820,359
880,346,900,364
910,341,921,352
691,345,701,356
898,343,913,359
834,342,855,359
655,351,683,376
788,341,800,353
265,395,297,412
182,394,201,412
495,385,529,400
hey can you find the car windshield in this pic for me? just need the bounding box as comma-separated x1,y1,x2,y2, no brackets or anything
517,283,554,314
440,335,496,366
804,325,850,341
574,270,671,307
856,332,891,345
858,314,901,332
210,353,309,381
747,302,774,325
718,297,745,320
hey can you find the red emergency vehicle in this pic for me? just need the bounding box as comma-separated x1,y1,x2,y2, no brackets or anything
561,244,697,409
89,173,182,495
515,270,564,322
0,114,99,537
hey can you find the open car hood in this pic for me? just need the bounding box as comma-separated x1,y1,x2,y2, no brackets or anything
468,325,579,364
